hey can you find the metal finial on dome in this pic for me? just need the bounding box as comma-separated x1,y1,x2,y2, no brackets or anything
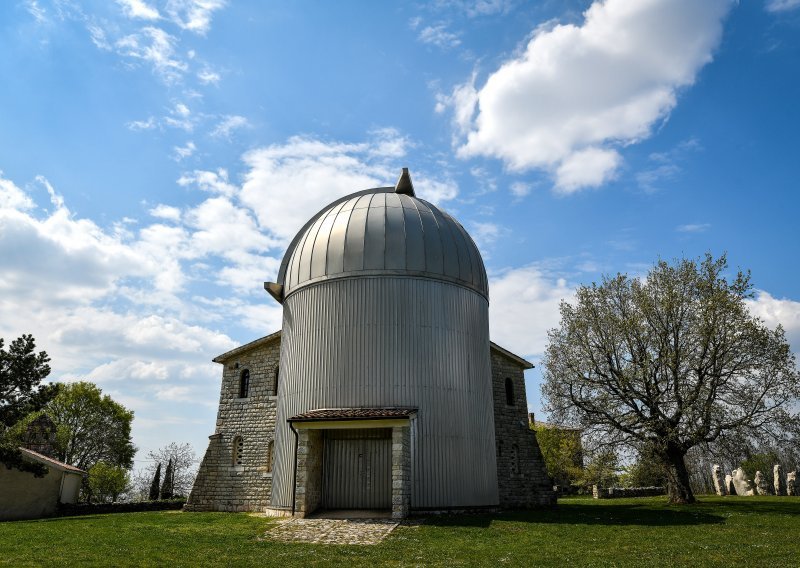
395,167,415,196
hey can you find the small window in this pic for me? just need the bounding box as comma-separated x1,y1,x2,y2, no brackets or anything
272,365,279,396
239,369,250,398
498,440,504,458
266,440,275,473
505,378,514,406
232,436,244,466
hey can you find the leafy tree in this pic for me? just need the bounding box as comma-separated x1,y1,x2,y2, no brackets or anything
741,452,780,489
621,447,668,488
160,458,174,500
578,449,620,489
542,254,800,503
0,334,58,475
149,463,162,501
88,461,130,503
41,381,135,471
532,423,584,488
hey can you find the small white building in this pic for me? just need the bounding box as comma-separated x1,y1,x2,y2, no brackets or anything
0,448,85,521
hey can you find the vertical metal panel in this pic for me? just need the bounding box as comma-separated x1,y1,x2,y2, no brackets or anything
325,204,352,275
270,277,498,510
310,202,344,279
402,206,425,271
363,201,386,270
323,429,391,509
418,209,443,274
428,203,461,280
343,205,369,272
384,203,406,270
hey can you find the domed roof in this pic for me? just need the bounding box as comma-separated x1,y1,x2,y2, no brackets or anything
270,171,488,301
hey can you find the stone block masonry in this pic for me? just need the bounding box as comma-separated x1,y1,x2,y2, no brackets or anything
185,336,280,512
491,350,556,507
391,425,411,519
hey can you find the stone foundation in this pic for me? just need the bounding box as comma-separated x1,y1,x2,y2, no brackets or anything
593,486,665,499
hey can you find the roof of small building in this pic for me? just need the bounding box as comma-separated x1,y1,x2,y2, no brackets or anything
288,407,417,421
270,174,488,302
212,329,282,363
18,447,86,474
212,330,534,370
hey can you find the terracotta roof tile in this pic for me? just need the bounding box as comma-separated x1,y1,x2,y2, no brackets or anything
289,407,417,421
18,447,86,474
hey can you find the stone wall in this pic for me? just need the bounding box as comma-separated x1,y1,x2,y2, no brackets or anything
491,350,556,507
593,486,666,499
294,429,323,516
185,337,280,512
392,425,411,518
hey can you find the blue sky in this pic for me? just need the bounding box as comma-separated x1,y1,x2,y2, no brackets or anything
1,0,799,471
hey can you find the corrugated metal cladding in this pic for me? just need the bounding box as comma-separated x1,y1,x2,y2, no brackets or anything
323,429,392,509
279,188,489,300
270,277,499,510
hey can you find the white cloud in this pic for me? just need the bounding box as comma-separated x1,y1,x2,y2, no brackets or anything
197,68,221,85
116,26,188,83
489,265,574,358
417,23,461,49
165,0,227,35
470,221,503,250
554,147,620,193
173,141,196,161
177,168,236,196
117,0,161,20
675,223,710,233
451,0,732,192
87,24,112,50
766,0,800,12
211,115,250,138
746,291,800,353
26,0,46,24
149,204,182,222
127,116,157,131
0,174,35,210
510,181,531,197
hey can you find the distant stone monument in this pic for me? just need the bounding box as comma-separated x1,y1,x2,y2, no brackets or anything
754,471,770,495
712,465,727,496
787,471,797,496
731,468,754,496
774,464,786,496
725,474,736,495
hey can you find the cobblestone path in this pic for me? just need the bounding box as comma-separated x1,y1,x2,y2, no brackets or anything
262,518,400,545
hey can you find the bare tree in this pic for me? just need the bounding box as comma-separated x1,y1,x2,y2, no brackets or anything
543,254,800,503
144,442,197,498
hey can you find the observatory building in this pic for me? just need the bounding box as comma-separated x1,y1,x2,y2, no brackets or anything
187,170,555,518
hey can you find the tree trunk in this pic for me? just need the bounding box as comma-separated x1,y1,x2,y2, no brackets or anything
663,445,695,504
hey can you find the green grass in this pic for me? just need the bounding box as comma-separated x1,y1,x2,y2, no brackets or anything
2,496,798,567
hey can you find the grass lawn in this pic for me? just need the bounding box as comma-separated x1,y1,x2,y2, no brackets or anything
1,496,798,567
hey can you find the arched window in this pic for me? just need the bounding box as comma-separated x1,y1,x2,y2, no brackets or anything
232,436,244,466
266,440,275,473
272,365,279,396
239,369,250,398
505,377,514,406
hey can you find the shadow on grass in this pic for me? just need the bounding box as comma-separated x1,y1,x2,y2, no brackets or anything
419,503,725,528
694,496,800,516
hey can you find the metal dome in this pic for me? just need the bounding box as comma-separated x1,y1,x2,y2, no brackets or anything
270,171,489,301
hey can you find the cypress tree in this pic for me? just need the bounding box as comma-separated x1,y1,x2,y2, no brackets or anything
149,462,161,501
160,457,174,500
